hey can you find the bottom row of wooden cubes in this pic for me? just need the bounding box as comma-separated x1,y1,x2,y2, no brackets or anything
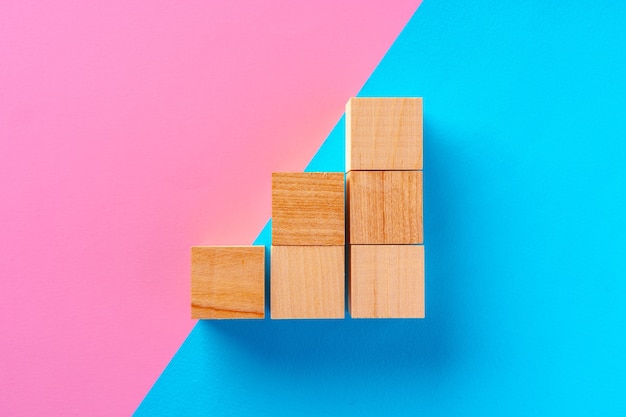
191,245,424,319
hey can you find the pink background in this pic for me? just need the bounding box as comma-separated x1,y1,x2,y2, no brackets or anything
0,1,419,415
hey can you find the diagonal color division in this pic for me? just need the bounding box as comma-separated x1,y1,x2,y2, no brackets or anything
136,0,626,415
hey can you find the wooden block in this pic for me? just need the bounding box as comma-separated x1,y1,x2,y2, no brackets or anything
191,246,265,319
349,245,425,318
347,170,423,244
270,246,344,319
272,172,345,246
346,97,423,171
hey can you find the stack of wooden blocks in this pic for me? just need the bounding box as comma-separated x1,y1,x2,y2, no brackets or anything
191,97,424,320
346,98,424,318
271,172,346,318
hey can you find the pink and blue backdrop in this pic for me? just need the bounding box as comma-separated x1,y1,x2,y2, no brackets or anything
2,1,626,416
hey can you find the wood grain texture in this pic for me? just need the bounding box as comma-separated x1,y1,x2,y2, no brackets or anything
347,170,423,244
349,245,424,318
272,172,345,246
191,246,265,319
346,97,422,171
270,245,344,319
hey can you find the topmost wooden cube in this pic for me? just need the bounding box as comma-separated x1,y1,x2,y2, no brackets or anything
346,97,423,171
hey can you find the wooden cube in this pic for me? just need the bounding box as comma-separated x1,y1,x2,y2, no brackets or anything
346,97,423,171
347,170,423,244
349,245,425,318
270,245,344,319
272,172,345,246
191,246,265,319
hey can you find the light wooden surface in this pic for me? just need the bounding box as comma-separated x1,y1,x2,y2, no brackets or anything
349,245,424,318
270,245,344,319
191,246,265,319
347,170,423,244
346,97,423,171
272,172,345,246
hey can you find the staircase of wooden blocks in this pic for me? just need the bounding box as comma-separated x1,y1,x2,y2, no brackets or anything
191,97,424,319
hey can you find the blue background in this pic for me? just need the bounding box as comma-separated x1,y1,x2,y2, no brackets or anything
137,0,626,415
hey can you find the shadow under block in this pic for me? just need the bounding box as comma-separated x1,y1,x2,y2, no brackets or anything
191,246,265,319
346,97,423,171
347,170,423,244
349,245,425,319
272,172,345,246
270,246,344,319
